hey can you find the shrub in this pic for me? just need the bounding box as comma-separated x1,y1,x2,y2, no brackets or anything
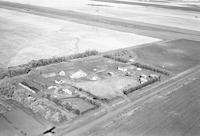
52,98,80,115
103,55,128,63
0,71,8,79
81,106,98,115
25,50,98,68
0,83,15,98
8,67,31,77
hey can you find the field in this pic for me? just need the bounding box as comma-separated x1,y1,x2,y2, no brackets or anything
106,39,200,74
75,77,138,99
0,116,23,136
4,107,48,136
2,0,200,32
133,39,200,73
0,98,51,136
0,8,159,68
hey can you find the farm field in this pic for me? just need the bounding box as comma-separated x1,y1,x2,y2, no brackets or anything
133,39,200,73
107,39,200,74
1,0,200,32
0,8,159,68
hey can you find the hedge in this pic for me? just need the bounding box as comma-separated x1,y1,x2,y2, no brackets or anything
103,54,170,76
0,83,15,98
131,62,170,76
123,77,159,95
103,55,128,63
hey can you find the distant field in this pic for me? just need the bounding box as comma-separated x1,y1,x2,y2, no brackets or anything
0,8,159,68
109,39,200,74
133,39,200,73
2,0,200,32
